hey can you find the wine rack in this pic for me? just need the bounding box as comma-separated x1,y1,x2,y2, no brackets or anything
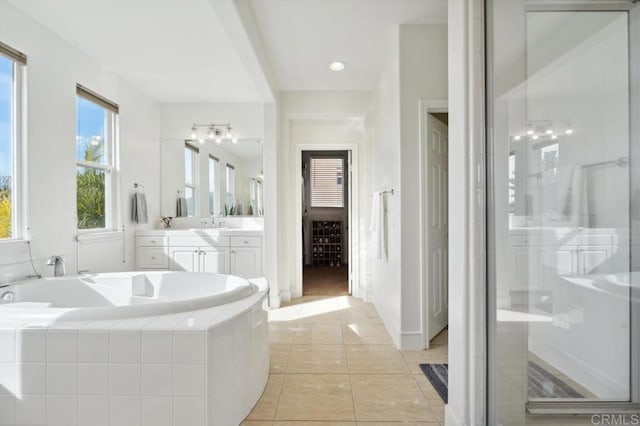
311,220,343,267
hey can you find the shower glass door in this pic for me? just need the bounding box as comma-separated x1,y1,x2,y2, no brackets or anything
487,1,639,423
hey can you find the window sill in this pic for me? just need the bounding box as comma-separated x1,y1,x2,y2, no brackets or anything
76,230,123,244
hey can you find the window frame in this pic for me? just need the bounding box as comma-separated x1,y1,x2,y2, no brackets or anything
226,163,235,209
75,85,119,233
209,154,219,216
0,42,26,242
184,143,199,217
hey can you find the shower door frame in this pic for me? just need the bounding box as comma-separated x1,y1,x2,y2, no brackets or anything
485,0,640,420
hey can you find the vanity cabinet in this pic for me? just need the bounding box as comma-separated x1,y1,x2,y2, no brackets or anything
170,247,228,273
229,237,263,278
136,231,262,277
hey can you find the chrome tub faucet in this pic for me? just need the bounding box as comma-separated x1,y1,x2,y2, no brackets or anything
47,255,65,277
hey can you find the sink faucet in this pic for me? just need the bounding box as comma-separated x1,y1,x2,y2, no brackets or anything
47,255,65,277
210,214,215,228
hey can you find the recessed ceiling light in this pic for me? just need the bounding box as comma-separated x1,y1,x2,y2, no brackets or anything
329,61,346,71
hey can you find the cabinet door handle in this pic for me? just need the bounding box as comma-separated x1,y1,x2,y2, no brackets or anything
151,256,156,260
150,240,156,244
244,240,249,244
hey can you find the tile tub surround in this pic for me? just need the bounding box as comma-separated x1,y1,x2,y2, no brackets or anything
0,282,269,426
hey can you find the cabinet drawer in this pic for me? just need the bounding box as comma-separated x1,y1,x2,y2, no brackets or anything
230,236,262,247
169,235,230,247
136,247,169,269
137,236,168,247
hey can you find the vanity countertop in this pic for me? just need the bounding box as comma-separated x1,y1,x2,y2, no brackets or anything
137,228,263,237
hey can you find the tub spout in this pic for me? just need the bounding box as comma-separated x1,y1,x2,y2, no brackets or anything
47,255,66,277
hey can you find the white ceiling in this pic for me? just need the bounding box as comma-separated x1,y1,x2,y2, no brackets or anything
248,0,447,91
8,0,263,103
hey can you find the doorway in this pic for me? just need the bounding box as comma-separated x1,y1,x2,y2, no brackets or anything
301,150,350,296
421,108,449,348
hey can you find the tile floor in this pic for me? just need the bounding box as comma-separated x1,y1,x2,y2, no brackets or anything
243,295,448,425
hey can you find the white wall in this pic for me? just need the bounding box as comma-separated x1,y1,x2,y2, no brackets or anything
0,1,160,279
399,24,448,347
369,34,403,345
278,91,371,301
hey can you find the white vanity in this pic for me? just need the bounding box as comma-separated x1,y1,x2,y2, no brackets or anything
136,228,263,278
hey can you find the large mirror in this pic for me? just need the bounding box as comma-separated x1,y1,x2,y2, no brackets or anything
160,139,263,217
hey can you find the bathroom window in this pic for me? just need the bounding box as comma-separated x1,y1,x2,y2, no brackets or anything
310,157,344,208
209,155,219,215
184,143,198,217
76,85,119,231
226,163,235,211
0,42,25,240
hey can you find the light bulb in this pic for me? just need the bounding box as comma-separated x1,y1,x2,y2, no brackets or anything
532,135,539,140
527,130,534,136
545,129,553,135
232,138,238,144
565,129,573,135
198,138,205,144
551,134,558,140
329,61,346,71
514,135,521,141
225,126,233,140
215,138,222,144
208,128,215,140
190,126,198,140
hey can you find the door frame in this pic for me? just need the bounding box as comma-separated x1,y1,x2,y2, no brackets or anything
294,143,360,299
419,98,449,349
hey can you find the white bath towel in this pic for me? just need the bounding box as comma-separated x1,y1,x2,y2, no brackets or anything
369,191,387,261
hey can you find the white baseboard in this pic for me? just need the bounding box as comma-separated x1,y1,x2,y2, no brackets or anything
400,330,425,350
279,290,291,304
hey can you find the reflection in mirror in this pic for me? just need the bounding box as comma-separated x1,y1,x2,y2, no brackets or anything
161,138,263,218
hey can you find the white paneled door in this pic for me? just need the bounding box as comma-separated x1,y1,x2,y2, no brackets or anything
426,113,449,341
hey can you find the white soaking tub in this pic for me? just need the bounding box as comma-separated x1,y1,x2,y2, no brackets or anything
0,271,269,426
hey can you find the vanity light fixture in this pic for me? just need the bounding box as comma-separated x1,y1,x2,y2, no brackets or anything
514,135,521,141
329,61,346,71
565,129,574,135
188,122,234,143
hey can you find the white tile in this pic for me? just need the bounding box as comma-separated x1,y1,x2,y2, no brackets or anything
78,331,109,363
142,331,172,363
142,397,172,426
173,397,205,426
0,363,15,395
0,395,16,426
173,364,205,397
109,397,140,426
78,396,108,426
46,364,77,395
109,331,140,363
173,332,205,364
141,365,172,396
15,363,46,395
16,330,46,363
143,313,190,331
46,396,78,426
110,364,140,396
112,317,158,331
78,364,108,395
46,330,77,363
15,395,46,426
0,331,15,362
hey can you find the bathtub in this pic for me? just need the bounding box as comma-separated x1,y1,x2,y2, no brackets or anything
0,271,270,426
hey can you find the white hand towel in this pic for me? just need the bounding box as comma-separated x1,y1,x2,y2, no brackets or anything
368,191,387,260
132,192,148,224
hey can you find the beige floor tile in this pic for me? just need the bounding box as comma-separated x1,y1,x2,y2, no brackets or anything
350,375,434,422
430,329,448,346
247,374,285,421
242,422,274,426
355,423,439,425
275,374,355,421
345,345,411,374
342,324,394,345
293,324,344,345
275,422,355,425
401,346,448,374
287,345,348,374
298,310,345,325
413,374,445,403
270,323,298,344
271,344,292,373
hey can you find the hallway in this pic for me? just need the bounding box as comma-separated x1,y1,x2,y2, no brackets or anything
243,296,448,424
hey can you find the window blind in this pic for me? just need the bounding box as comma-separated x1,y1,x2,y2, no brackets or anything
0,41,26,65
310,157,344,208
77,84,119,113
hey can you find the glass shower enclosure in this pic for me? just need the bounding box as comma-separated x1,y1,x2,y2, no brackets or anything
487,1,640,424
